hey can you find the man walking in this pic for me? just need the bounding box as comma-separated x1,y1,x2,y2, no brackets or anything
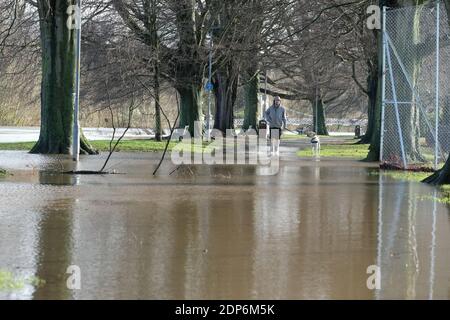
264,96,287,156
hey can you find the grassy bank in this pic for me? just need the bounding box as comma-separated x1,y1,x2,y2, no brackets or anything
0,269,45,291
0,142,35,151
379,170,450,204
0,168,6,177
297,142,369,160
0,140,177,153
381,171,431,182
0,139,231,154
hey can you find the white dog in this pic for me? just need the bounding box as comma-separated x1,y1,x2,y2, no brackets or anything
307,131,320,158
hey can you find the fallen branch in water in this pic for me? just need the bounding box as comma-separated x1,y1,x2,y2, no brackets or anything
63,170,113,175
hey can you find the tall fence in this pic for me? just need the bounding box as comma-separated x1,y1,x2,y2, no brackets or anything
381,1,450,169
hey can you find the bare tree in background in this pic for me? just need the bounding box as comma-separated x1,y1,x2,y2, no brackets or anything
112,0,211,135
0,0,382,156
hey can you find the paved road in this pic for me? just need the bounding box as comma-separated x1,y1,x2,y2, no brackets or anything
0,126,355,143
0,127,156,143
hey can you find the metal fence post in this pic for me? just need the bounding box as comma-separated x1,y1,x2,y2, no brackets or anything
380,6,387,163
435,0,441,170
72,0,82,162
386,40,408,168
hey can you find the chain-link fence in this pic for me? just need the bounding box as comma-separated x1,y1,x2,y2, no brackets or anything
382,1,450,169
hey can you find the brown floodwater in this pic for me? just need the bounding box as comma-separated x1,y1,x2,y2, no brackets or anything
1,149,450,300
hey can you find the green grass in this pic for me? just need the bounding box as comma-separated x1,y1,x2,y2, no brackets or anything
379,170,450,204
92,140,178,152
281,135,304,140
0,139,229,155
282,134,333,141
0,142,35,151
297,143,369,159
0,270,45,292
0,168,6,177
419,194,450,205
0,140,177,153
381,171,431,182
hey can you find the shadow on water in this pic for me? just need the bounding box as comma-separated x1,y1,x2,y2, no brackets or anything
38,171,79,186
1,151,450,299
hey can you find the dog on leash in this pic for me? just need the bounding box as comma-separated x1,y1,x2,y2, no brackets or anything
306,131,320,158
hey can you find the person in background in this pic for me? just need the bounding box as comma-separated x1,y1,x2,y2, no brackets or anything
264,96,287,155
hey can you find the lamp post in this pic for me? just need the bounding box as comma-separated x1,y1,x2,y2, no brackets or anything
315,86,318,134
206,31,213,142
72,0,82,161
264,69,268,117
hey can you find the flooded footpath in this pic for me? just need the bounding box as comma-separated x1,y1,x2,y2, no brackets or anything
1,149,450,300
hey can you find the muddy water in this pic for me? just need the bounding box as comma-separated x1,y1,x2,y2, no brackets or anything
1,151,450,299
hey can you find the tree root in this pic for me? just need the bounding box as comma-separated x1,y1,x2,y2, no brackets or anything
379,162,435,172
30,131,98,155
422,168,450,185
355,135,371,145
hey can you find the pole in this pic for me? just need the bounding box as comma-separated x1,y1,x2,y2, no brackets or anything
380,6,387,163
264,69,268,117
375,173,384,300
429,189,437,299
315,86,318,134
206,32,212,142
72,0,81,161
434,0,441,170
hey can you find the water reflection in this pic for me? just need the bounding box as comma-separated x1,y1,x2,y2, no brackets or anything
39,171,79,186
377,175,449,299
33,198,75,300
1,157,450,299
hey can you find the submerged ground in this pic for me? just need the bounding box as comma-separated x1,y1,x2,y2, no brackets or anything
1,137,450,299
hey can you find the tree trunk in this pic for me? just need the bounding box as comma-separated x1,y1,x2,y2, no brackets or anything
31,0,96,155
171,0,204,135
153,48,162,141
365,73,382,161
242,0,263,131
359,66,378,144
438,97,450,153
424,0,450,184
365,1,386,161
243,70,259,131
177,82,203,135
210,1,240,134
312,97,328,136
149,0,162,142
213,64,238,133
154,71,162,141
423,159,450,185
